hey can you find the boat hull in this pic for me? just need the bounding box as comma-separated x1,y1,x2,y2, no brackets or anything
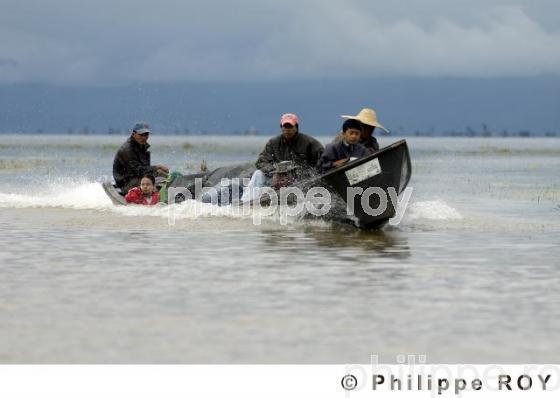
310,139,411,228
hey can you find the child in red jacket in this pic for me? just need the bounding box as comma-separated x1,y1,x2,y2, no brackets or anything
125,174,159,205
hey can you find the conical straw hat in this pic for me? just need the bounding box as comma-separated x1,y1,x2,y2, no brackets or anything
341,108,389,133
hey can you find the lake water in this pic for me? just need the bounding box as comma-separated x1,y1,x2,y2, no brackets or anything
0,134,559,363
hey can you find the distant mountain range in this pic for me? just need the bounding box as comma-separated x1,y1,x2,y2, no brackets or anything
0,77,558,136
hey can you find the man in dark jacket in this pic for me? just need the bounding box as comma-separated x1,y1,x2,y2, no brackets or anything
113,122,169,193
320,119,369,172
241,113,323,203
256,113,324,179
333,108,389,153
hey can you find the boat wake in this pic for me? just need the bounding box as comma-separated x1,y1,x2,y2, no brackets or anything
0,181,469,230
405,200,464,221
0,182,113,210
0,182,296,224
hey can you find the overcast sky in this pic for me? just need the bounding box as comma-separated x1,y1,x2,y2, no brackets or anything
1,0,559,85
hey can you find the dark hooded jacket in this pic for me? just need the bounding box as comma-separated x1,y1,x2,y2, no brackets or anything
256,132,324,178
319,140,369,172
333,131,379,153
113,136,157,189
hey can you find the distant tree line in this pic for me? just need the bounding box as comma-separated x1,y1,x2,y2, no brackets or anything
4,124,558,137
410,125,558,137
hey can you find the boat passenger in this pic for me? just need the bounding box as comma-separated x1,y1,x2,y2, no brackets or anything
271,161,298,190
319,119,368,172
113,122,169,194
125,174,159,205
333,108,389,153
241,113,323,202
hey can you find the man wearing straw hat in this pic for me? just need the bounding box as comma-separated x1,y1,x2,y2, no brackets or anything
333,108,389,153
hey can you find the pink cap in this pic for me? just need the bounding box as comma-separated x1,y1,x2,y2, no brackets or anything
280,113,299,126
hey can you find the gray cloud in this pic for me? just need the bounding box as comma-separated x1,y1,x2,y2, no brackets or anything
1,0,559,85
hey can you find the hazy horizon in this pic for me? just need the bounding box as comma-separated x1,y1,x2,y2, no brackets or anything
1,77,559,136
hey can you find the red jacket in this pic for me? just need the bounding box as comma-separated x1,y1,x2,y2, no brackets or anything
125,187,159,205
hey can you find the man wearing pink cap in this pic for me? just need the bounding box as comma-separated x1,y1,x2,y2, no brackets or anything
255,113,323,176
241,113,323,202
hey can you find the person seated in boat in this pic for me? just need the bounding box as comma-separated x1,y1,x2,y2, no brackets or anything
113,122,169,194
319,119,369,172
124,174,159,205
271,161,298,190
241,113,323,202
333,108,389,153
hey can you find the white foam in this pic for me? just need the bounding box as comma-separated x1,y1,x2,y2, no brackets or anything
0,182,271,223
0,182,113,210
405,200,463,221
